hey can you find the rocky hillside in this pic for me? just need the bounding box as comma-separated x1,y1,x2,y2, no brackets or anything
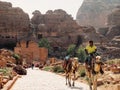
106,7,120,46
0,1,103,50
76,0,120,28
76,0,120,41
107,6,120,26
98,7,120,43
0,1,119,59
0,1,30,49
79,26,107,43
31,9,81,48
98,7,120,59
31,9,107,46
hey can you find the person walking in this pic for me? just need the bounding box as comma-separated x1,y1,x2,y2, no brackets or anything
31,63,34,69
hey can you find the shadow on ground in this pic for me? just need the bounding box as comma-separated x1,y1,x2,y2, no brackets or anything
70,86,83,90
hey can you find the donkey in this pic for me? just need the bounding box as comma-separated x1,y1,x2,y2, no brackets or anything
85,55,104,90
63,57,79,87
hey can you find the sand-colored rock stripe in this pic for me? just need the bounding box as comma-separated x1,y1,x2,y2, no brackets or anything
1,75,19,90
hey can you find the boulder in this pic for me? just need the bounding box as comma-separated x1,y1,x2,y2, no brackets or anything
13,65,27,75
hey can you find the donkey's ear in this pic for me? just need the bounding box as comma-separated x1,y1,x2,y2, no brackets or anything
96,56,101,60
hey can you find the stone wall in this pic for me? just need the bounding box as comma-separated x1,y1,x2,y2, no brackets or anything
14,41,48,64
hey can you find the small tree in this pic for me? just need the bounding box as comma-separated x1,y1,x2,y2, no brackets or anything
38,38,52,55
67,44,76,56
13,53,21,65
77,46,86,63
38,38,50,48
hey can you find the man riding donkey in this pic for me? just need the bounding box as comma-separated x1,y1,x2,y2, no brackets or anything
63,55,79,87
85,40,104,90
63,35,82,87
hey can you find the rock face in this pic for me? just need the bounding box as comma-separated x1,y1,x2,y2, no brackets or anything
106,26,120,40
31,9,109,58
76,0,120,28
80,26,107,43
0,1,30,49
107,6,120,26
99,18,120,59
31,9,80,48
107,7,120,39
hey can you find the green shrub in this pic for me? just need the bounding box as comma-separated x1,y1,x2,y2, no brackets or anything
0,68,12,76
79,69,86,77
43,66,52,71
107,59,120,65
52,66,64,73
85,77,89,82
13,54,21,64
67,44,76,55
77,46,86,63
13,54,20,60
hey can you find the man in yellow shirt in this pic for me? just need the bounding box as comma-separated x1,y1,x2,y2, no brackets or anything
85,40,104,74
85,40,97,56
85,40,97,68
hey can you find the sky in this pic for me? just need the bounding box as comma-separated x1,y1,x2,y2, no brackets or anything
2,0,84,19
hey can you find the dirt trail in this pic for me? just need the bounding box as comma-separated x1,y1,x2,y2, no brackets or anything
10,68,90,90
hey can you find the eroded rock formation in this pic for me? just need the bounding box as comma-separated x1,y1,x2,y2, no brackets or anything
107,6,120,26
31,9,81,48
0,1,30,49
76,0,120,28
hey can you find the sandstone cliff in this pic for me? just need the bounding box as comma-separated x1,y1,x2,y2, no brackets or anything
0,1,30,49
107,6,120,26
31,9,81,48
106,7,120,47
76,0,120,28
